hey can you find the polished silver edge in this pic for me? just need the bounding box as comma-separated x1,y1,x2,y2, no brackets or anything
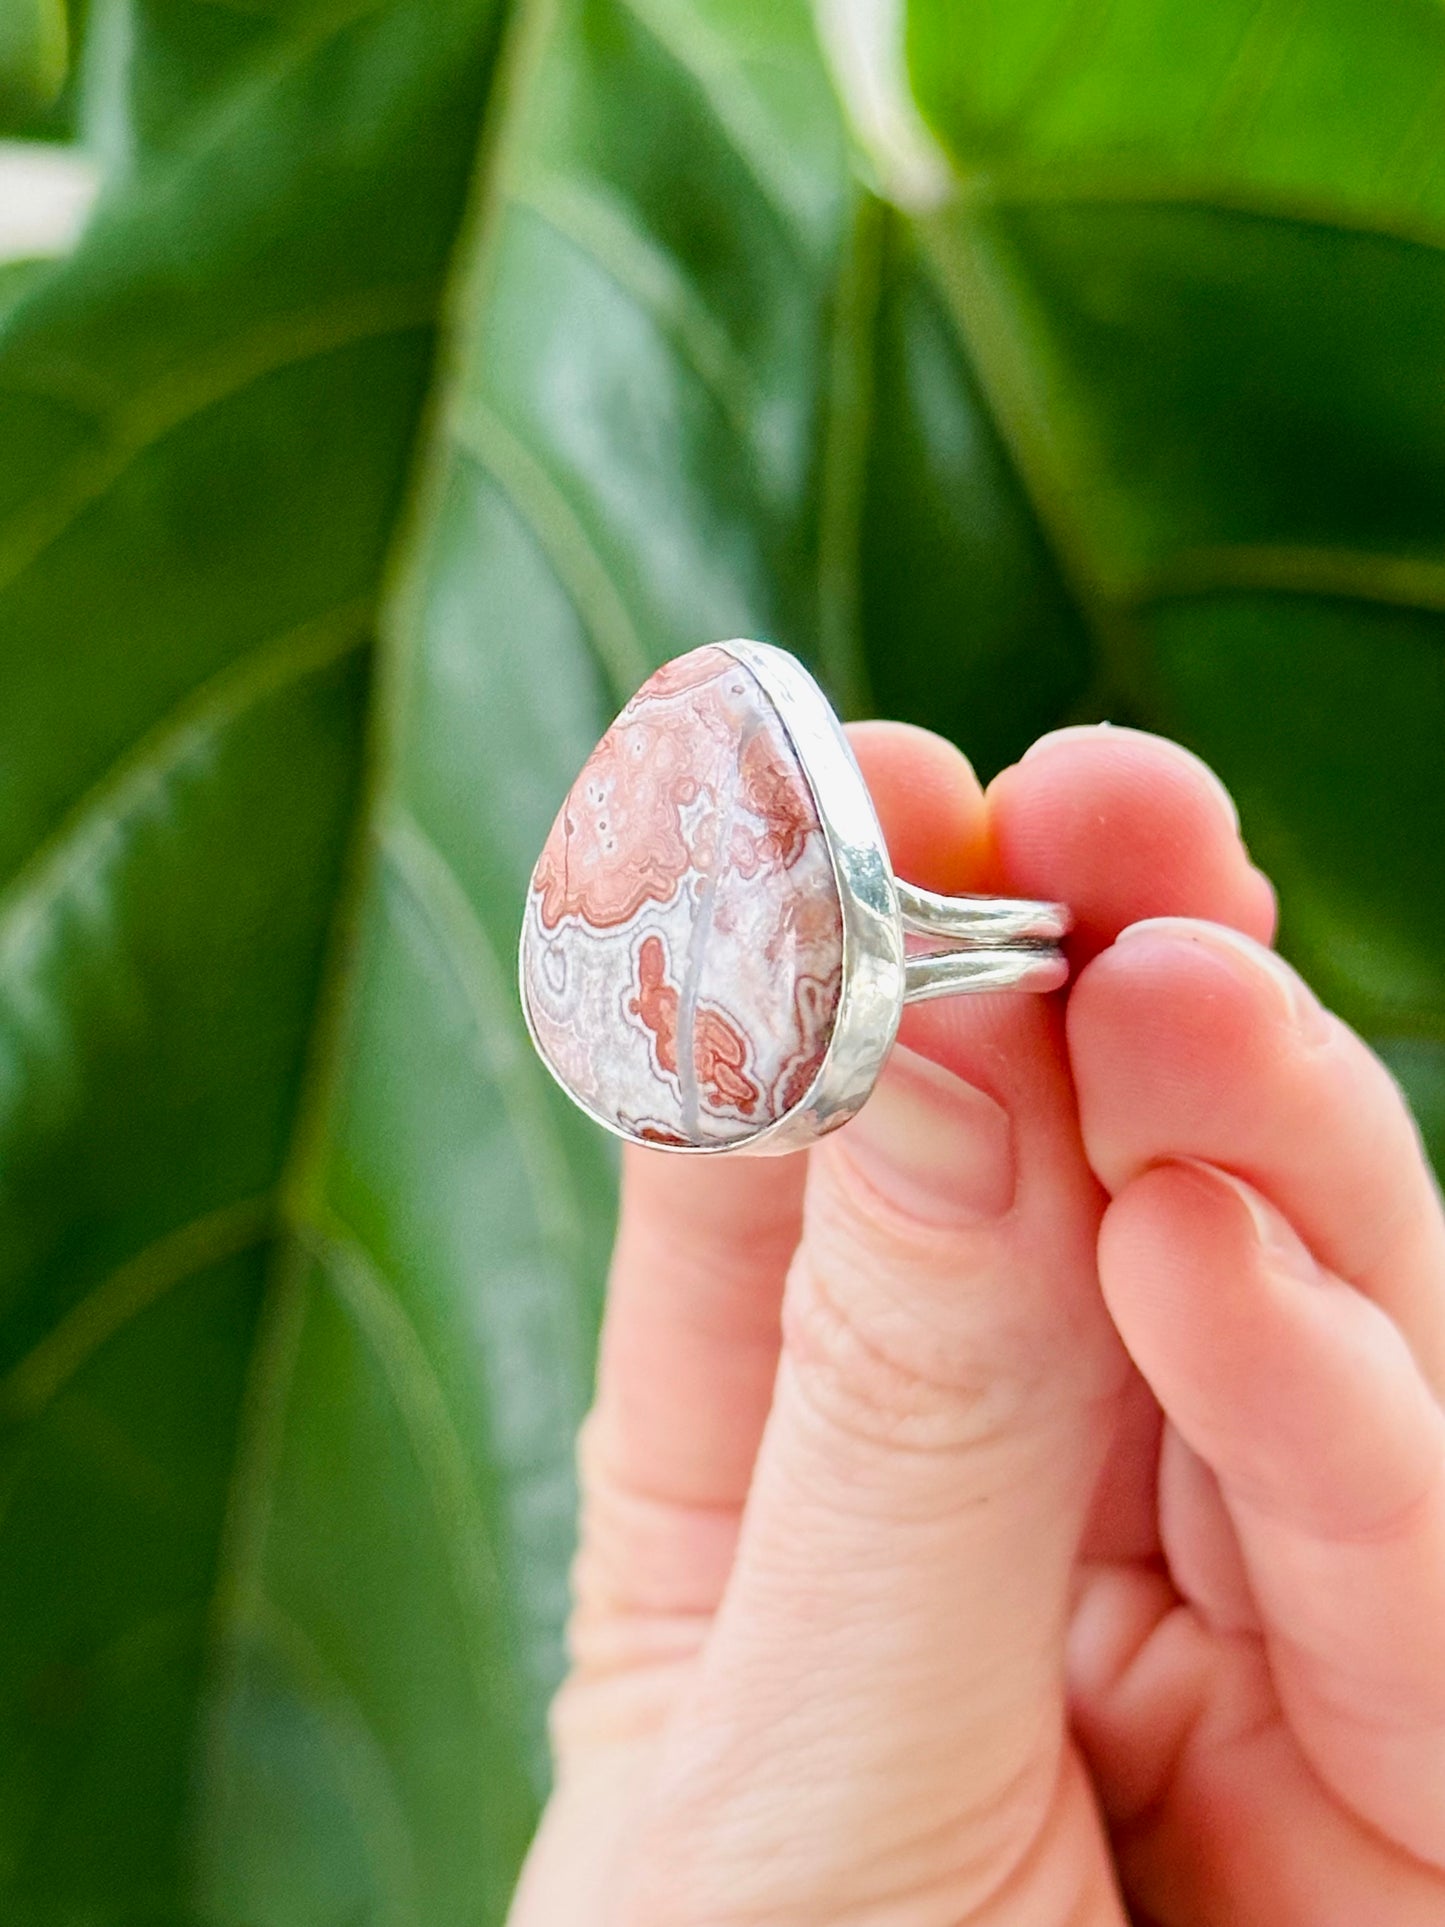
714,639,905,1156
895,876,1071,946
904,944,1068,1001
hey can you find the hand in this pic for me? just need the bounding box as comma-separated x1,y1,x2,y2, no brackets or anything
507,724,1445,1925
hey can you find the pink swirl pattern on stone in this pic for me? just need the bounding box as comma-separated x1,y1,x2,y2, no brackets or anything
521,644,844,1148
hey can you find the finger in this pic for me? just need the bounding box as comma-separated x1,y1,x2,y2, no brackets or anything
1069,919,1445,1390
567,725,987,1702
848,718,993,893
576,1151,804,1622
628,956,1128,1919
1083,1370,1165,1565
1156,1425,1260,1637
987,724,1277,966
586,724,1280,1638
1067,1568,1445,1927
531,728,990,1918
989,725,1279,1566
1095,1160,1445,1868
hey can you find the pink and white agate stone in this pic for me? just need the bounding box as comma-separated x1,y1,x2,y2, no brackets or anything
520,644,844,1148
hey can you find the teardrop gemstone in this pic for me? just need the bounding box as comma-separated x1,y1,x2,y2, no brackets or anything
520,644,844,1148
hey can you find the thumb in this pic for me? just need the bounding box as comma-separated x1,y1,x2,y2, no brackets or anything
623,795,1128,1923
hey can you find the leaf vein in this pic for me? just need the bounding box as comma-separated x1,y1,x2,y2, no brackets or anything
0,282,439,598
976,173,1445,258
239,1601,422,1926
814,190,883,717
298,1213,509,1715
0,597,372,977
451,404,650,699
508,168,761,453
1134,544,1445,616
1,1194,275,1417
608,0,807,249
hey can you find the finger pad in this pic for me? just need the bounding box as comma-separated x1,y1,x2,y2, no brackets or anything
988,733,1276,965
1068,937,1296,1191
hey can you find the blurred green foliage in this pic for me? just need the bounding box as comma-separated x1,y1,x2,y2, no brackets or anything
0,0,68,128
0,1,1440,1921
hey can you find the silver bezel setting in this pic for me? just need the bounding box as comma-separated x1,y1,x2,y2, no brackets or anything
708,639,906,1156
517,638,906,1158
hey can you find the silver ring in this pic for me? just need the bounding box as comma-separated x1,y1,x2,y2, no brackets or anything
519,640,1071,1156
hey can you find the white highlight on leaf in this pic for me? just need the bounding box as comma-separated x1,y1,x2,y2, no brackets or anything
0,140,98,264
813,0,951,210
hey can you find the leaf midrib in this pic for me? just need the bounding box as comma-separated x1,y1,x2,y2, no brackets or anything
613,0,817,252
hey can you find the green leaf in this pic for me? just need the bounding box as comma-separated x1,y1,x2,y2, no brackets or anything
261,11,1096,1904
232,3,866,1909
0,258,55,313
859,204,1094,775
0,0,510,1916
77,0,340,172
0,0,899,1915
907,0,1445,1166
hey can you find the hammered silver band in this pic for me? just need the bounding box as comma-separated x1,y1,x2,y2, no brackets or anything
896,878,1070,1003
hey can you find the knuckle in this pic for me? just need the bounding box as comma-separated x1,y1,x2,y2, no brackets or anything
779,1164,1115,1462
569,1413,738,1624
779,1246,1011,1460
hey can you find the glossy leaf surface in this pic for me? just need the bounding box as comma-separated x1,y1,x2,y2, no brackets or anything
78,0,335,172
0,0,508,1916
909,0,1445,1165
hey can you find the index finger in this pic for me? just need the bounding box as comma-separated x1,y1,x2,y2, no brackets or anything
987,724,1278,965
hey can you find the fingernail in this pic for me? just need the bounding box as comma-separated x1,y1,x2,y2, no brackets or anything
1173,1159,1319,1282
1022,725,1242,835
838,1045,1016,1225
1114,917,1331,1043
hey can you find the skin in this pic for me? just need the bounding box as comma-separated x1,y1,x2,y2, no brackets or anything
507,723,1445,1926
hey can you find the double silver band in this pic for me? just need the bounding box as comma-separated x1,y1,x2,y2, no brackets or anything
896,878,1071,1002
